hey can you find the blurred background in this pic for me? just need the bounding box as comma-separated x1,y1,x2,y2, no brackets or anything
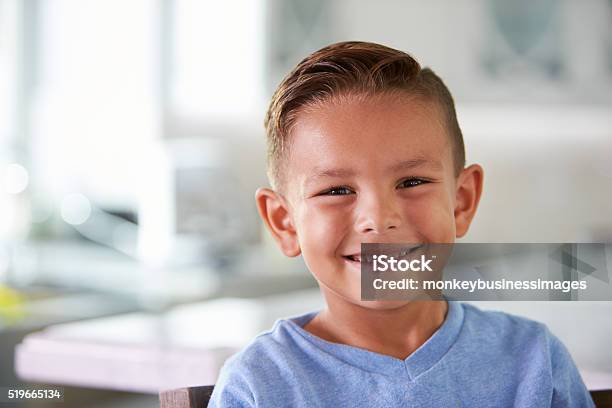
0,0,611,406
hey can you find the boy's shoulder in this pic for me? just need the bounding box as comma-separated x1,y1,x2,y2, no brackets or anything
209,310,320,406
217,309,320,374
457,302,583,386
459,303,593,406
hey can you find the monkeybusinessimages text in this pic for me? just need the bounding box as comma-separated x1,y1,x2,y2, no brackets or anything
370,254,588,294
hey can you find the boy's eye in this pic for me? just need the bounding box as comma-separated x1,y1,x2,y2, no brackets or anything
319,186,354,196
397,178,428,189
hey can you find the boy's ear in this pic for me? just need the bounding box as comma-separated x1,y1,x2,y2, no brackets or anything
255,188,301,257
454,164,484,238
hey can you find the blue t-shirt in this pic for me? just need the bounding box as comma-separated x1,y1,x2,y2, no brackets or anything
208,301,594,407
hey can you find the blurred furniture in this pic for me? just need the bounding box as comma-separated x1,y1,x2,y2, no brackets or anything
0,290,140,396
159,385,214,408
157,385,612,408
14,290,323,393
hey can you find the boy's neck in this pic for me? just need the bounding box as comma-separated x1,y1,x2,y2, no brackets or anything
304,293,448,361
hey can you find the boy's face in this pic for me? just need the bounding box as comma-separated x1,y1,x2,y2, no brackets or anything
257,93,483,310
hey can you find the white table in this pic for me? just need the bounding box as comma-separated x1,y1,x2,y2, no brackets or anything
15,290,324,393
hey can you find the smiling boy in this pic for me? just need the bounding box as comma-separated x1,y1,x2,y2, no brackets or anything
208,41,594,407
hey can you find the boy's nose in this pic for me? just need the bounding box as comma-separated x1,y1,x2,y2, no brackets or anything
354,195,402,234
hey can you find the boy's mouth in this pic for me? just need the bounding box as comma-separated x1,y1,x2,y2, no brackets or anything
342,244,425,264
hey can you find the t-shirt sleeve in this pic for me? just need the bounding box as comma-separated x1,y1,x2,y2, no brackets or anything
547,329,595,408
207,356,255,408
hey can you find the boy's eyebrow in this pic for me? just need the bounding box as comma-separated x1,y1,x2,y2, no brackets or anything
304,168,356,186
388,157,444,172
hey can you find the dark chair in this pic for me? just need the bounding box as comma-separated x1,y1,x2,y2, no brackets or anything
159,386,612,408
592,390,612,408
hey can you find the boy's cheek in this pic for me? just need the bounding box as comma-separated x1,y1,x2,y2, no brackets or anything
402,200,456,241
299,216,346,247
299,202,350,229
297,214,348,257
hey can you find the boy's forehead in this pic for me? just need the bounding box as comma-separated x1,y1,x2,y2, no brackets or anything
286,94,453,181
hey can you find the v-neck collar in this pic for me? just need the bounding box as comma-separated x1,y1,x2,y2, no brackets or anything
285,300,464,381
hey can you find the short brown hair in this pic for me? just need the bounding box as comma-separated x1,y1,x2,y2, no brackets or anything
264,41,465,190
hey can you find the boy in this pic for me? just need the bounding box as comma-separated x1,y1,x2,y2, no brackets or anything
208,41,594,407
